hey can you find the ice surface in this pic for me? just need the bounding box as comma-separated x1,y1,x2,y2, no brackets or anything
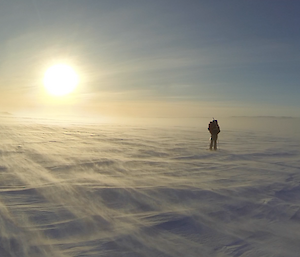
0,116,299,256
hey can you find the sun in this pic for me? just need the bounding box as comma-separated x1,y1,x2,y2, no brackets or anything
43,64,79,96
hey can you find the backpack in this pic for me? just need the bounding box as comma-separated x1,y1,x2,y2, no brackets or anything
208,120,220,134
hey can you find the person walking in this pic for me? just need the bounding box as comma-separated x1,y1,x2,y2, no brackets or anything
208,119,220,150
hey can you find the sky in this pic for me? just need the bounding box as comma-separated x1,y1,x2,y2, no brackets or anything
0,0,299,119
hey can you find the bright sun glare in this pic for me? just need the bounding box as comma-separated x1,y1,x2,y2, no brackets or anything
43,64,79,96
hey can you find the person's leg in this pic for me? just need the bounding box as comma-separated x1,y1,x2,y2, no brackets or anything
210,137,213,150
213,135,218,150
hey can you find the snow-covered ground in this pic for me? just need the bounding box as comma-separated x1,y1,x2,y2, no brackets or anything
0,116,299,257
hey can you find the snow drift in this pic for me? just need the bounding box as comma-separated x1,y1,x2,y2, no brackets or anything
0,116,299,256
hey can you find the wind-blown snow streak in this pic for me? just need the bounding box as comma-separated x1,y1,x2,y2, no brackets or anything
0,118,299,256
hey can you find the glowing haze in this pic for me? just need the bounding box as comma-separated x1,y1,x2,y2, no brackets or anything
0,1,299,119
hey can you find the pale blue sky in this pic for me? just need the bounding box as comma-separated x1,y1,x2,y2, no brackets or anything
0,1,299,118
